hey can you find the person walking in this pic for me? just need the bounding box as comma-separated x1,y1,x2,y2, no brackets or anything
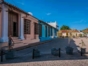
8,35,14,50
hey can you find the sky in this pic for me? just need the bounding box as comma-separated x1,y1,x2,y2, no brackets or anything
5,0,88,30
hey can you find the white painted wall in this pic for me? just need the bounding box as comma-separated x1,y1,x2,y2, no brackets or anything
77,32,84,37
62,33,66,37
48,21,58,29
19,13,24,40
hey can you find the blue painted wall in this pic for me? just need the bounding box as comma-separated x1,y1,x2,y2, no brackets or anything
39,20,58,42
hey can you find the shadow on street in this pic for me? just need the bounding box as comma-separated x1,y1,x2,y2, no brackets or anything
0,38,88,64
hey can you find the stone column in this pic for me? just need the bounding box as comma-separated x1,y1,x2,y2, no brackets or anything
19,13,24,40
0,4,8,42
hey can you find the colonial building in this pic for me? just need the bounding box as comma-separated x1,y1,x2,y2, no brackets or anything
39,20,58,41
82,28,88,37
58,30,80,38
0,0,39,43
0,0,59,44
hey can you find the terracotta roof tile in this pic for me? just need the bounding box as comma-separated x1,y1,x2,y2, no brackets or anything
60,30,79,33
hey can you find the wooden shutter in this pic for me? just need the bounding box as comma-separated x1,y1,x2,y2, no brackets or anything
34,23,39,34
24,19,31,34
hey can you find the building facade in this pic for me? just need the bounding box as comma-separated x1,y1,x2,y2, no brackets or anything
0,0,59,44
0,0,39,43
39,20,58,42
58,30,82,38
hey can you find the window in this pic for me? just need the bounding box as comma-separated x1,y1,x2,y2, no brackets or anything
48,26,50,36
51,27,53,36
34,23,39,34
55,30,57,36
45,26,47,37
24,19,31,34
39,24,42,37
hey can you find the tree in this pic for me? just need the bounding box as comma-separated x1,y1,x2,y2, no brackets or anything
82,28,88,36
60,25,71,30
82,28,88,33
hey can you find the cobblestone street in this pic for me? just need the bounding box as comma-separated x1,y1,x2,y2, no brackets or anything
0,38,88,66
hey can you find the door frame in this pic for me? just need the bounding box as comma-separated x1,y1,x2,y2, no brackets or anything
8,11,18,37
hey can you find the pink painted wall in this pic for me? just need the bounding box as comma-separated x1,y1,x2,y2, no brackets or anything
10,9,39,42
24,15,39,40
0,5,2,38
0,3,39,43
10,9,39,41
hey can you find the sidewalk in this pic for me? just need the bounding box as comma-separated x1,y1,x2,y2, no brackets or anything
0,38,57,51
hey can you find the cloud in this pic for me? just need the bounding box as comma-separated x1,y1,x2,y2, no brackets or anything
17,2,25,5
28,12,33,15
72,20,87,23
72,20,87,24
46,13,51,16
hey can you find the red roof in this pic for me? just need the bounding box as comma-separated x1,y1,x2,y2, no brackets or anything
60,30,79,33
61,30,68,33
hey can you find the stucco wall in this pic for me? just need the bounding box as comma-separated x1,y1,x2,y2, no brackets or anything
39,22,55,42
0,3,40,43
0,5,2,38
24,15,39,41
8,7,39,42
62,33,66,37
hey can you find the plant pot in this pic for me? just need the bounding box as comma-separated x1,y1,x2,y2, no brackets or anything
5,50,15,60
81,48,86,54
51,48,60,56
33,49,40,57
51,48,57,55
66,46,73,55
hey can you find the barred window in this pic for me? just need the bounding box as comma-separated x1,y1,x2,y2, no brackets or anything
34,23,39,34
24,19,31,34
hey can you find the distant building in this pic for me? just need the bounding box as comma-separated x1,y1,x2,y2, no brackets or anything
82,28,88,37
77,32,84,37
48,21,59,29
58,29,82,37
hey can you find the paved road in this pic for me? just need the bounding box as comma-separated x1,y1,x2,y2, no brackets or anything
15,38,78,55
1,60,88,66
0,38,88,66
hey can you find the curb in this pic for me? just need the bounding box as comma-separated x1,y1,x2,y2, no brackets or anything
0,38,57,56
10,38,57,51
